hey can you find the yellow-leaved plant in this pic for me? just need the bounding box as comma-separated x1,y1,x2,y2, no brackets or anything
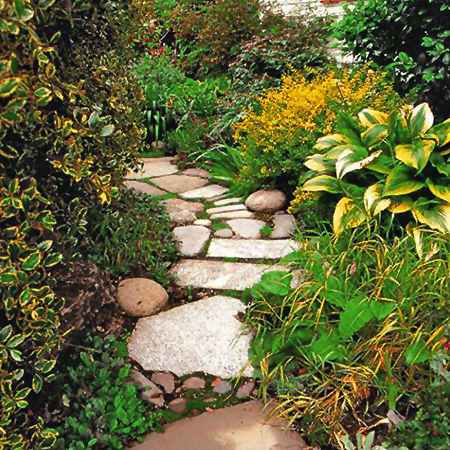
303,103,450,234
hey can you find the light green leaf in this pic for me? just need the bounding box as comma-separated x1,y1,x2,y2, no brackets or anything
303,175,343,194
101,124,115,137
370,301,394,320
384,166,425,196
404,340,430,364
410,103,434,136
339,300,373,339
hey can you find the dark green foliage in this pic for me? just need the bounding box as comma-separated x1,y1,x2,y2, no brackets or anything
333,0,450,120
84,190,178,284
51,334,160,449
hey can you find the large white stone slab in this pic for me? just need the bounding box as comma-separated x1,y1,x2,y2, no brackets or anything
127,161,178,179
124,181,167,196
172,260,290,291
210,210,254,220
271,214,296,238
207,239,300,259
173,226,211,257
181,184,229,199
128,296,253,378
153,175,208,194
214,197,244,206
206,204,247,215
227,219,266,239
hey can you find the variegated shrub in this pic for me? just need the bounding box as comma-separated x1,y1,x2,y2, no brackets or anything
303,103,450,234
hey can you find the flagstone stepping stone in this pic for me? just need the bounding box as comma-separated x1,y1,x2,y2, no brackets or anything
245,189,287,213
151,372,175,394
237,381,255,399
182,168,210,178
181,184,229,199
206,204,247,215
214,228,233,238
212,380,232,394
143,157,175,163
128,296,254,378
127,161,178,179
173,226,211,257
153,175,208,194
194,219,212,227
130,400,307,450
183,377,206,390
172,260,289,291
208,239,300,259
214,197,244,206
117,278,168,317
124,181,167,196
163,199,204,224
169,398,187,413
129,371,164,407
210,210,254,220
227,219,266,239
272,215,296,238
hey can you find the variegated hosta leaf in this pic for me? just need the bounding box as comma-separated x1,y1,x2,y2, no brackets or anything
303,175,342,194
333,197,366,235
366,154,392,174
384,165,425,196
358,109,389,128
315,134,351,150
412,204,450,233
394,140,435,172
426,179,450,203
388,195,414,213
364,183,391,216
326,144,362,160
410,103,434,136
362,124,389,147
336,149,381,179
429,118,450,147
304,154,335,172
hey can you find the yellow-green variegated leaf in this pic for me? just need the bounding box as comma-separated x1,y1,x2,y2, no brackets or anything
303,175,342,194
412,204,450,233
426,179,450,203
304,154,335,172
333,197,366,235
362,124,389,147
364,183,391,216
394,140,435,172
336,149,381,179
358,109,389,128
384,166,425,196
388,196,414,213
326,144,362,160
315,134,350,150
410,103,434,136
429,118,450,147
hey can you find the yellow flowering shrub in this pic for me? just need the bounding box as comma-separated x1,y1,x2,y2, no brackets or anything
234,65,403,189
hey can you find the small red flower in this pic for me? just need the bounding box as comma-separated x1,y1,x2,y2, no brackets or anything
143,37,150,43
443,342,450,349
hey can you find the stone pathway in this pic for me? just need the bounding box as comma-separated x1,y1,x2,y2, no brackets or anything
124,157,305,448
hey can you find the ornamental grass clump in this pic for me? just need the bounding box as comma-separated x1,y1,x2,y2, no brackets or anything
233,65,403,188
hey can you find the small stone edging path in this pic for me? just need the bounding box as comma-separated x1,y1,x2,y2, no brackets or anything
121,157,310,449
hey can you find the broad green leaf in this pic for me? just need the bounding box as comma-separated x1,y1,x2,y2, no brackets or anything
333,197,366,235
259,271,292,296
362,124,389,147
384,166,425,196
0,78,19,97
0,325,13,343
303,175,342,194
326,144,361,160
315,134,350,150
101,124,115,137
43,253,62,267
339,300,373,339
32,374,43,393
370,301,394,320
304,154,334,172
426,179,450,203
364,183,391,216
388,195,414,213
117,406,129,425
358,109,388,127
88,112,100,127
311,332,346,362
412,203,450,233
404,339,430,364
336,149,381,179
21,252,41,271
429,118,450,146
7,334,25,348
395,140,435,172
410,103,434,136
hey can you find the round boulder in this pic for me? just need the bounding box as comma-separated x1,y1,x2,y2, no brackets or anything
117,278,168,317
245,189,287,213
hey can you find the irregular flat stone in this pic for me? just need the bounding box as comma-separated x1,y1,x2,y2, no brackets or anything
194,219,212,227
172,260,290,291
129,371,164,407
130,400,307,450
214,228,233,238
128,296,254,378
206,204,247,215
272,215,296,238
127,161,178,179
143,157,175,163
151,372,175,394
210,210,254,220
124,181,167,196
227,219,266,239
183,377,206,390
181,184,229,199
183,168,210,178
163,199,204,224
168,398,187,413
212,380,232,394
237,381,255,399
153,175,208,194
214,197,244,206
173,226,211,257
208,239,300,259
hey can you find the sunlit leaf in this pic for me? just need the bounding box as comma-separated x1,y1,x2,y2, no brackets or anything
410,103,434,136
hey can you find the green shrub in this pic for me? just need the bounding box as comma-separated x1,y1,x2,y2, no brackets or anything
84,190,178,284
50,334,160,449
333,0,450,120
303,103,450,235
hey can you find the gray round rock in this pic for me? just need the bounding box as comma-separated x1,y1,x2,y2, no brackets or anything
117,278,168,317
245,190,287,213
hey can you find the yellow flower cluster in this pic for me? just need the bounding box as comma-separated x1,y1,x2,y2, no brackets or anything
288,187,315,214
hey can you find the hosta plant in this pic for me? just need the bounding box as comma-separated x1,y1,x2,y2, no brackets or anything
303,103,450,234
